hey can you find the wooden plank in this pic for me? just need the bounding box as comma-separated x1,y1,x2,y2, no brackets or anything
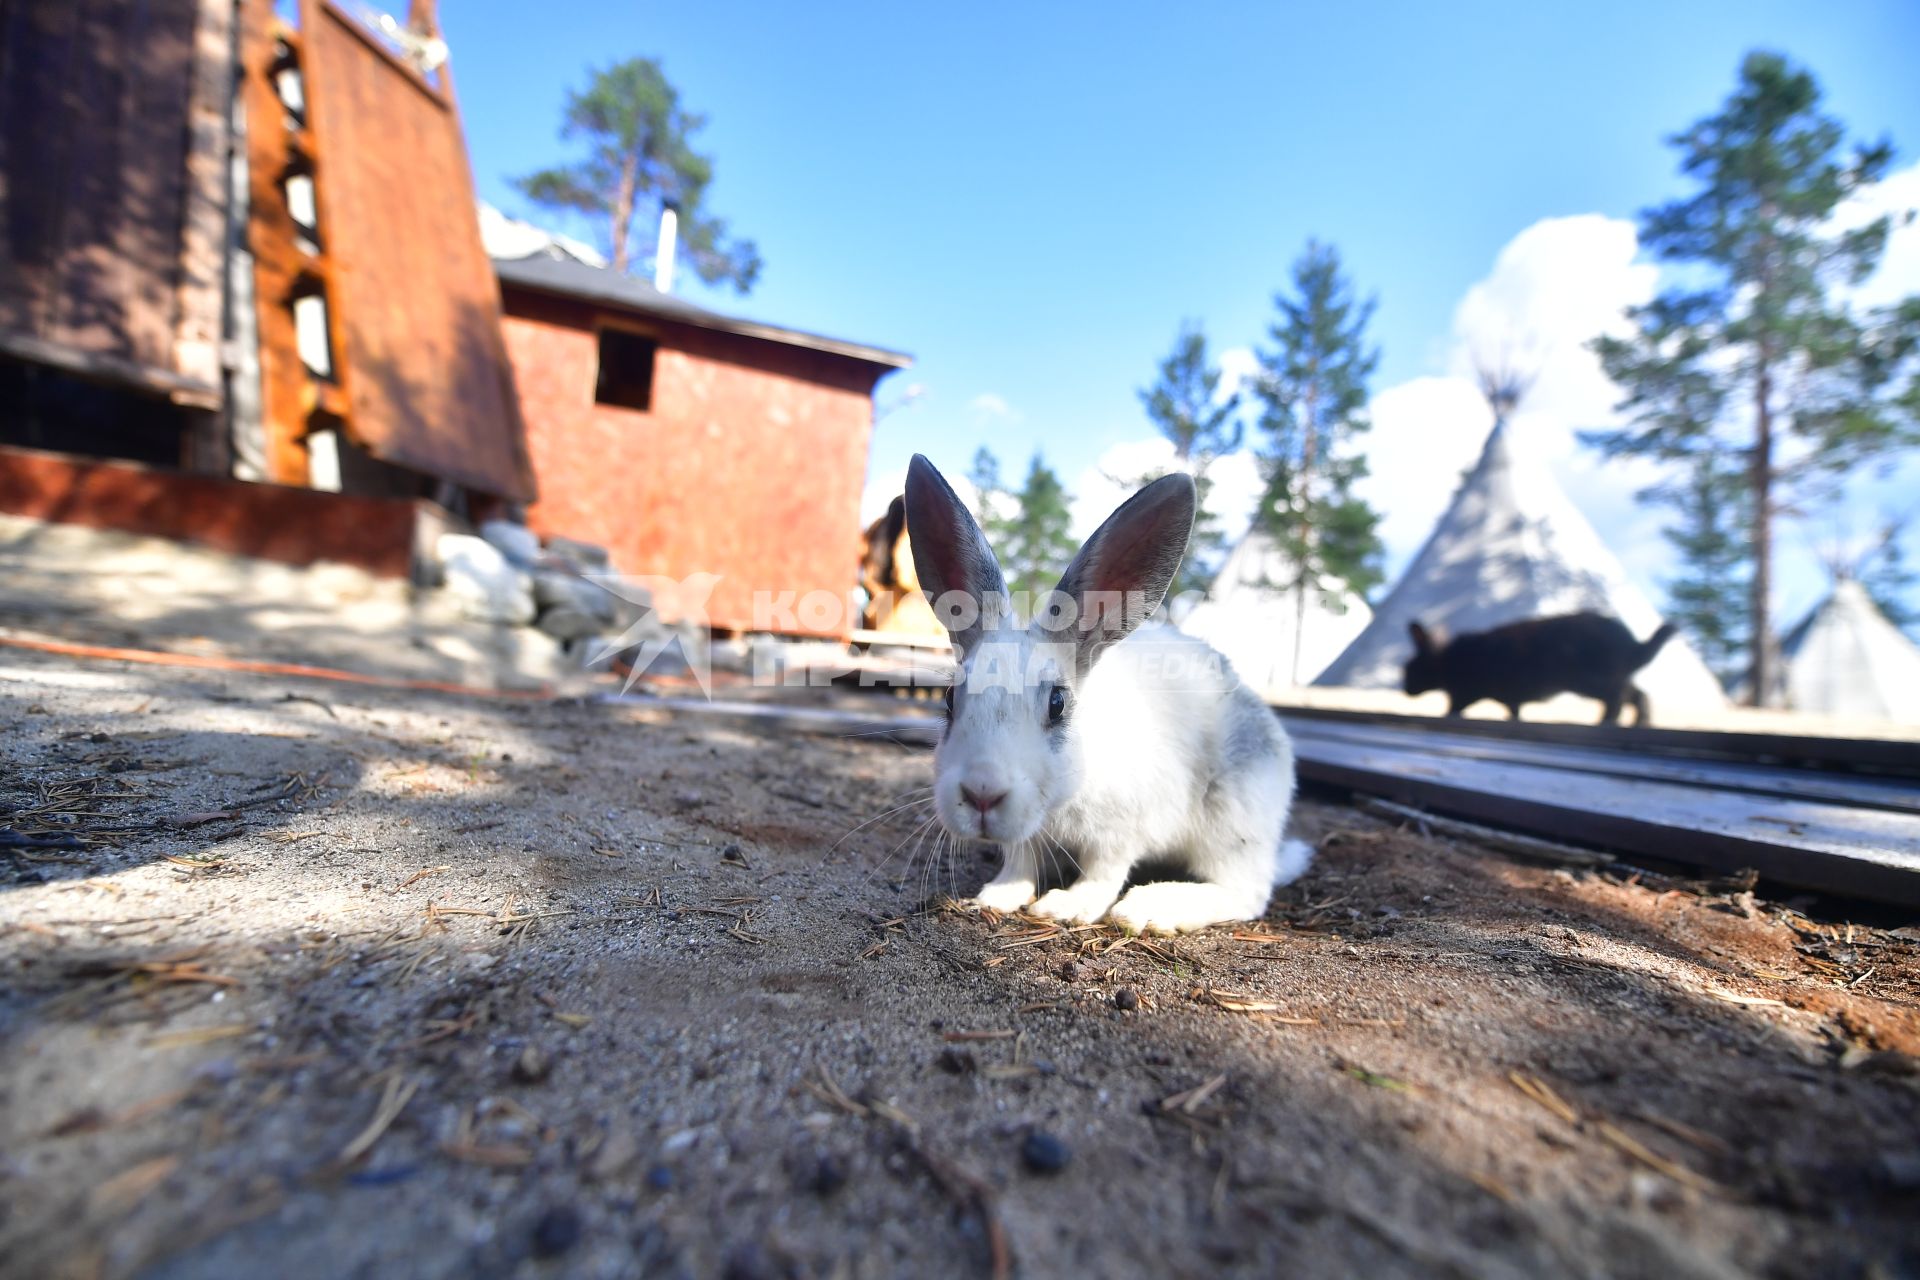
0,329,219,409
171,0,234,399
608,695,941,748
299,0,534,500
1274,702,1920,778
593,688,1920,905
1285,719,1920,816
1288,730,1920,906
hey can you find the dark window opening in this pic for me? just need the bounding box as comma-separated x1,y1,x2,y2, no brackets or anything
0,357,190,467
595,328,657,411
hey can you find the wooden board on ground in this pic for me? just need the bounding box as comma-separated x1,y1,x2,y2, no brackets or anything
1282,717,1920,907
1275,702,1920,778
1286,718,1920,815
609,688,1920,906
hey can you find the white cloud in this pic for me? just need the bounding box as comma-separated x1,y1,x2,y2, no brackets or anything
967,392,1018,421
1359,166,1920,624
1215,345,1262,401
1068,439,1264,547
1832,160,1920,312
1359,213,1671,594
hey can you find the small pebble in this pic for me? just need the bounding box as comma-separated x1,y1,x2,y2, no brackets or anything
1114,986,1139,1012
724,1243,775,1280
530,1205,582,1257
513,1044,552,1084
936,1047,977,1075
644,1163,675,1192
1021,1130,1071,1174
811,1153,849,1195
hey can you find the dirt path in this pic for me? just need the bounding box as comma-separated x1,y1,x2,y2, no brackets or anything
2,646,1917,1279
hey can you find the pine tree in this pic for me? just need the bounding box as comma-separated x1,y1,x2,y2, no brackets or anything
998,455,1078,604
1129,322,1244,597
966,448,1077,604
1585,51,1920,704
1254,240,1386,681
514,58,761,290
1658,457,1751,686
1857,517,1919,636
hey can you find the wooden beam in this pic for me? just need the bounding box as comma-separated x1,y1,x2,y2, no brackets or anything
1272,702,1920,779
172,0,235,399
239,1,315,485
1282,719,1920,907
0,328,219,409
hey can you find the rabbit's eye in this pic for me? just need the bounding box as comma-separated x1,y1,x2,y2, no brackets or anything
943,685,956,718
1047,685,1068,725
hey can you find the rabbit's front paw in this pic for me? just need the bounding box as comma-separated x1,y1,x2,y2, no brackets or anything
970,879,1036,912
1108,882,1259,934
1029,881,1124,924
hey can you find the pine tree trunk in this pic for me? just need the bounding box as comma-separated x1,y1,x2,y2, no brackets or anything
1293,383,1320,687
1746,358,1774,707
609,157,639,275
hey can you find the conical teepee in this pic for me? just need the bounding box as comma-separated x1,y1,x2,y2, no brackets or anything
1314,398,1727,714
1776,578,1920,722
1181,527,1372,693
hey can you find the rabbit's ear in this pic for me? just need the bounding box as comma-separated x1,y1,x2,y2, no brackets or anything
1049,472,1194,668
904,455,1009,656
1408,621,1434,653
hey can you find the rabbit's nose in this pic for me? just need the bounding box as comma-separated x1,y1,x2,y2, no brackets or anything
960,784,1007,815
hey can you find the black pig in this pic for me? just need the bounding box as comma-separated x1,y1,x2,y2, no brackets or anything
1403,612,1678,724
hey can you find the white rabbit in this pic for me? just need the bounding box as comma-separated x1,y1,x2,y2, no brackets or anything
903,453,1312,934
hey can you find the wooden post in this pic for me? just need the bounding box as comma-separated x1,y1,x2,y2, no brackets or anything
176,0,238,472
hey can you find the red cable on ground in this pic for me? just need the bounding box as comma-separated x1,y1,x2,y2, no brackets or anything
0,632,554,700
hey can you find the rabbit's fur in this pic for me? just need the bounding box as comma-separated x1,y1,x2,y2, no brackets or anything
904,454,1310,934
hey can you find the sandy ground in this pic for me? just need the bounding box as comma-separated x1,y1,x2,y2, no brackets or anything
3,641,1919,1280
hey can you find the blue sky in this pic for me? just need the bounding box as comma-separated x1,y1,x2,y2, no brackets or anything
445,0,1920,626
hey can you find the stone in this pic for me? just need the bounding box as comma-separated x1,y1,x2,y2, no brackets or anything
544,535,612,573
480,518,542,569
436,534,535,626
533,570,617,622
536,607,605,642
529,1205,582,1257
1020,1130,1070,1174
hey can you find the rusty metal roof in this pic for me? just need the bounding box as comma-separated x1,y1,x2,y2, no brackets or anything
492,254,913,371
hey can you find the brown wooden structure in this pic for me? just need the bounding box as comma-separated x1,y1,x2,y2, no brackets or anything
495,255,910,638
0,0,231,426
239,0,531,500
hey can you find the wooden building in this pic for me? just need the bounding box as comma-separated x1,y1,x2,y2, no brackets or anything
492,251,911,638
0,0,531,573
0,1,912,631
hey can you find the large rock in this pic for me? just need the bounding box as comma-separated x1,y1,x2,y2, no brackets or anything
543,535,612,574
437,533,535,625
535,607,605,641
533,570,617,623
480,519,543,570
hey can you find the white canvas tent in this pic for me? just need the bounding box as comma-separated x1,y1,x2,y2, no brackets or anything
1181,528,1373,694
1314,418,1728,714
1776,578,1920,722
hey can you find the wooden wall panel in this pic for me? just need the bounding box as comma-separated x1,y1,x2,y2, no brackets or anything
501,291,885,638
298,1,533,500
0,0,218,402
0,442,420,577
